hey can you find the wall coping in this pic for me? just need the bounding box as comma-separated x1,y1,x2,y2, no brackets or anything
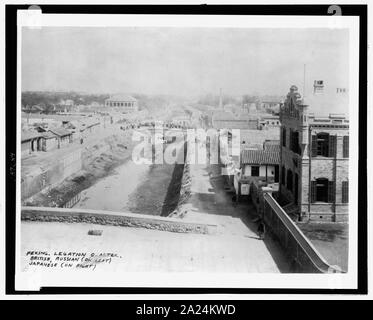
21,206,218,234
263,193,343,273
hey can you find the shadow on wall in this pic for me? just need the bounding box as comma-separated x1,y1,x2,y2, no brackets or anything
161,143,188,217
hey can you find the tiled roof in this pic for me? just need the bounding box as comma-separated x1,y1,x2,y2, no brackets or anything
241,150,280,165
48,128,72,137
263,139,280,152
41,131,57,139
263,144,280,152
106,94,137,102
263,139,280,145
21,131,42,142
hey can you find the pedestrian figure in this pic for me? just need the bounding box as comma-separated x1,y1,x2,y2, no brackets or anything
257,220,266,240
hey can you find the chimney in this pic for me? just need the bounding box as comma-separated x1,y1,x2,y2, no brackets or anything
313,80,324,95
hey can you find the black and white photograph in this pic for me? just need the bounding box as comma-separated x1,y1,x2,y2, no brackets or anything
2,3,368,296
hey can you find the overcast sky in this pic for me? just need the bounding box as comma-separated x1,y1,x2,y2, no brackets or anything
22,27,349,98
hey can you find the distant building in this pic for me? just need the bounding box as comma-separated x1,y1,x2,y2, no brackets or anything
279,84,349,222
21,131,42,156
23,104,44,113
39,132,59,151
48,128,73,148
239,128,280,148
233,149,280,200
105,94,138,113
260,98,282,113
240,149,280,182
258,115,281,130
212,111,257,130
60,99,74,106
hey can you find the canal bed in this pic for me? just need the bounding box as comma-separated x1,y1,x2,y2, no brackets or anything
73,141,186,216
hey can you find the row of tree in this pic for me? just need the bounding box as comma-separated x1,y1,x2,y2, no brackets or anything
21,91,188,115
21,91,110,109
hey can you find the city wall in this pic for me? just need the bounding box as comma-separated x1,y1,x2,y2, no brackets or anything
22,131,132,205
21,149,82,201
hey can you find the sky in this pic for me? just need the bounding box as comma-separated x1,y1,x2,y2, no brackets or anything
22,27,349,98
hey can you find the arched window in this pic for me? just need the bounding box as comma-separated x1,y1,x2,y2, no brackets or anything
286,169,293,191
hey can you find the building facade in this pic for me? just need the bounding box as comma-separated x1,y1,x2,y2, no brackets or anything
234,149,280,201
279,85,349,222
258,115,281,130
105,94,138,113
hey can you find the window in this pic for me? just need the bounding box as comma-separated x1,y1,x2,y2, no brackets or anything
311,178,335,203
342,181,349,203
316,133,329,156
311,133,336,157
251,166,259,177
282,128,286,147
290,130,300,154
281,166,285,185
343,136,349,158
286,169,293,191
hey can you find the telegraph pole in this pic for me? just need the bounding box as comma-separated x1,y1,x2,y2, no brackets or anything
303,64,306,99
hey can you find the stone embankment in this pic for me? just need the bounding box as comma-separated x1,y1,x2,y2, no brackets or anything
21,207,217,235
167,145,192,218
23,132,134,208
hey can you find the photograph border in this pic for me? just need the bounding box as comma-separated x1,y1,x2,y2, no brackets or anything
5,3,368,295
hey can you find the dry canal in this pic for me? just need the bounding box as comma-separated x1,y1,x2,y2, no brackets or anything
73,140,186,216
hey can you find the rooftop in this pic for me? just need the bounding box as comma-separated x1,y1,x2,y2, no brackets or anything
212,111,236,121
263,139,280,152
21,131,41,142
241,149,280,165
48,127,72,137
41,131,57,139
106,94,137,102
21,113,85,122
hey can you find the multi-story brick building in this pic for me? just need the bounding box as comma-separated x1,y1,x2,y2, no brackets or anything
279,83,349,222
